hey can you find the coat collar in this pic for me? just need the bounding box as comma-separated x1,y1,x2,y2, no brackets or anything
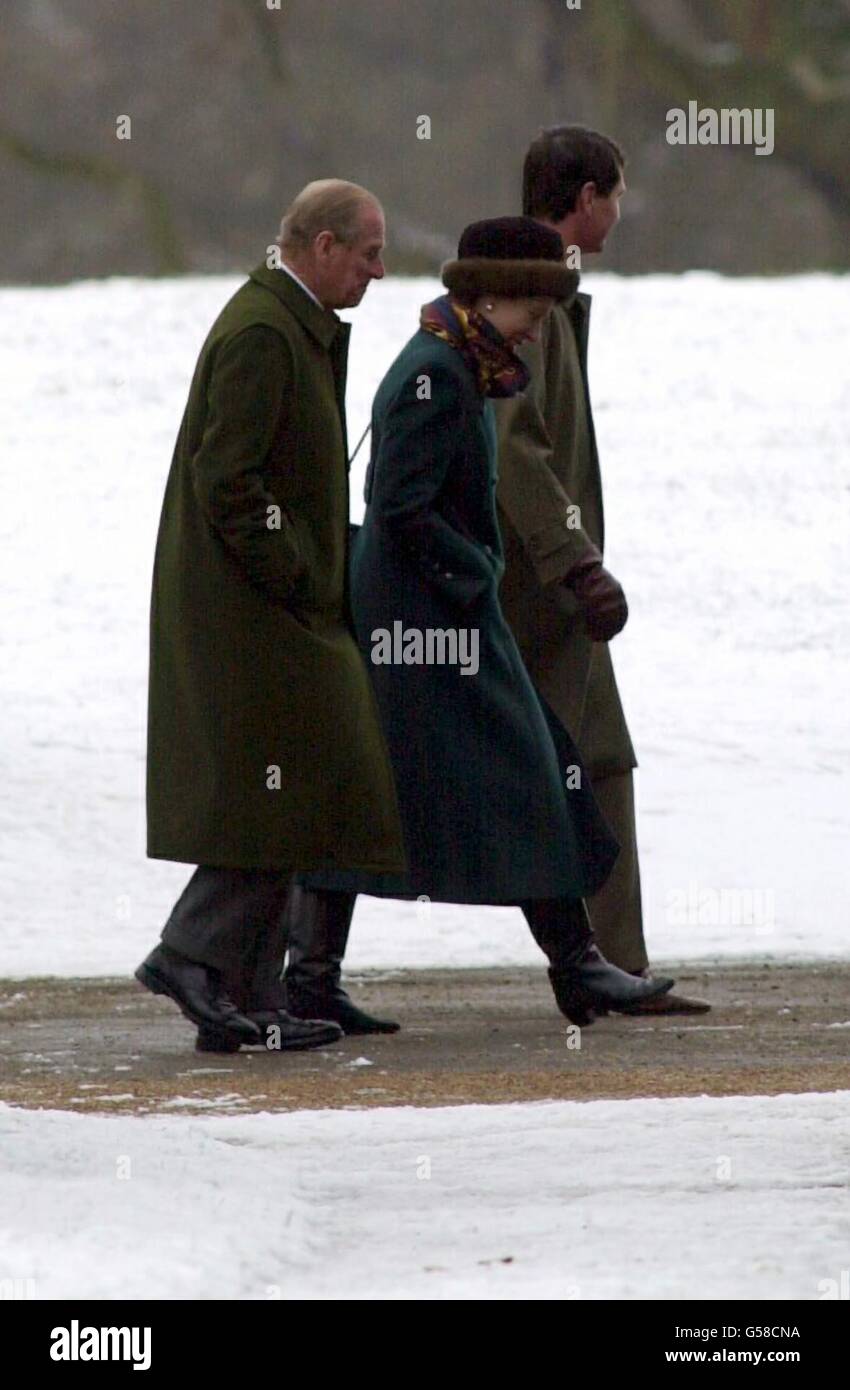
249,262,347,350
565,286,591,355
568,277,591,317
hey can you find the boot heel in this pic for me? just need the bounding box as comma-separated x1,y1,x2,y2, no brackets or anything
547,970,598,1027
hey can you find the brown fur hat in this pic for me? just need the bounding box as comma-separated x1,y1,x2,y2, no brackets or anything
442,216,578,302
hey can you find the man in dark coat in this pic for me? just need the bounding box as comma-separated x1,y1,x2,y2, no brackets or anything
136,180,407,1052
493,126,708,1013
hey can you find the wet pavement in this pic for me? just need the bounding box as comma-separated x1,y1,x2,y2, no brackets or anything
1,962,848,1114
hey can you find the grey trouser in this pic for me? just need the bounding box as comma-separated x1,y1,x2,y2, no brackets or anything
161,867,293,1012
584,770,649,974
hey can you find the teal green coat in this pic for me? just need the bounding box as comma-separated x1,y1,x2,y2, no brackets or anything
301,330,618,903
146,264,405,872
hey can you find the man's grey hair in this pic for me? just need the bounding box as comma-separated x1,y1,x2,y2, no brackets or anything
277,179,382,253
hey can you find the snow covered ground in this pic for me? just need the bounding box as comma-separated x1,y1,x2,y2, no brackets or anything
2,1090,848,1301
1,272,848,977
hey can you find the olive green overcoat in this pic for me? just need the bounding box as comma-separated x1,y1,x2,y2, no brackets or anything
146,263,406,872
493,289,636,776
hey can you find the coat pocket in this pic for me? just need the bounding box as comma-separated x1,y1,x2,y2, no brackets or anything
425,555,494,610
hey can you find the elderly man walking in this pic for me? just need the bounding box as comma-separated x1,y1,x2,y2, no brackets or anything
493,126,707,1013
136,180,406,1052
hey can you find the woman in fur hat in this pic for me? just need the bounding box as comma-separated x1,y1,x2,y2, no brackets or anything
200,219,673,1050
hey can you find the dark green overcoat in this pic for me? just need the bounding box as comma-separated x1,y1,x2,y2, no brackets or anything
494,291,636,776
146,263,406,873
301,329,618,903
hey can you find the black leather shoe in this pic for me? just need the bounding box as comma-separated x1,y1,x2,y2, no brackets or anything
196,1008,343,1053
549,945,675,1027
195,1029,243,1054
287,986,400,1036
135,943,261,1043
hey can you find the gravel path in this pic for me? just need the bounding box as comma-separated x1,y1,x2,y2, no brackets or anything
1,962,848,1115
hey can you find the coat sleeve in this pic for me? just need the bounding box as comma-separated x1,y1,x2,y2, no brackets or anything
189,324,306,602
494,321,594,585
370,361,496,607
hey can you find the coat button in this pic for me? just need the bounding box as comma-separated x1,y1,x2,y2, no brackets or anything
445,571,453,579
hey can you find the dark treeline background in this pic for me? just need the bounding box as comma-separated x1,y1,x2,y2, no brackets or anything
3,0,850,283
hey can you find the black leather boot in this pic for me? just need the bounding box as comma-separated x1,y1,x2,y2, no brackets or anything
521,897,675,1027
283,885,401,1035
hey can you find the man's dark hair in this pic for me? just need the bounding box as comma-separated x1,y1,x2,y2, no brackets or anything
523,125,625,221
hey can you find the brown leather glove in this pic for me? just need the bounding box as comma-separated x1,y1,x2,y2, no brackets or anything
564,545,628,642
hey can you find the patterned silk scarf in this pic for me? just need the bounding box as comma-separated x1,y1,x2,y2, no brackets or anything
419,294,530,398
